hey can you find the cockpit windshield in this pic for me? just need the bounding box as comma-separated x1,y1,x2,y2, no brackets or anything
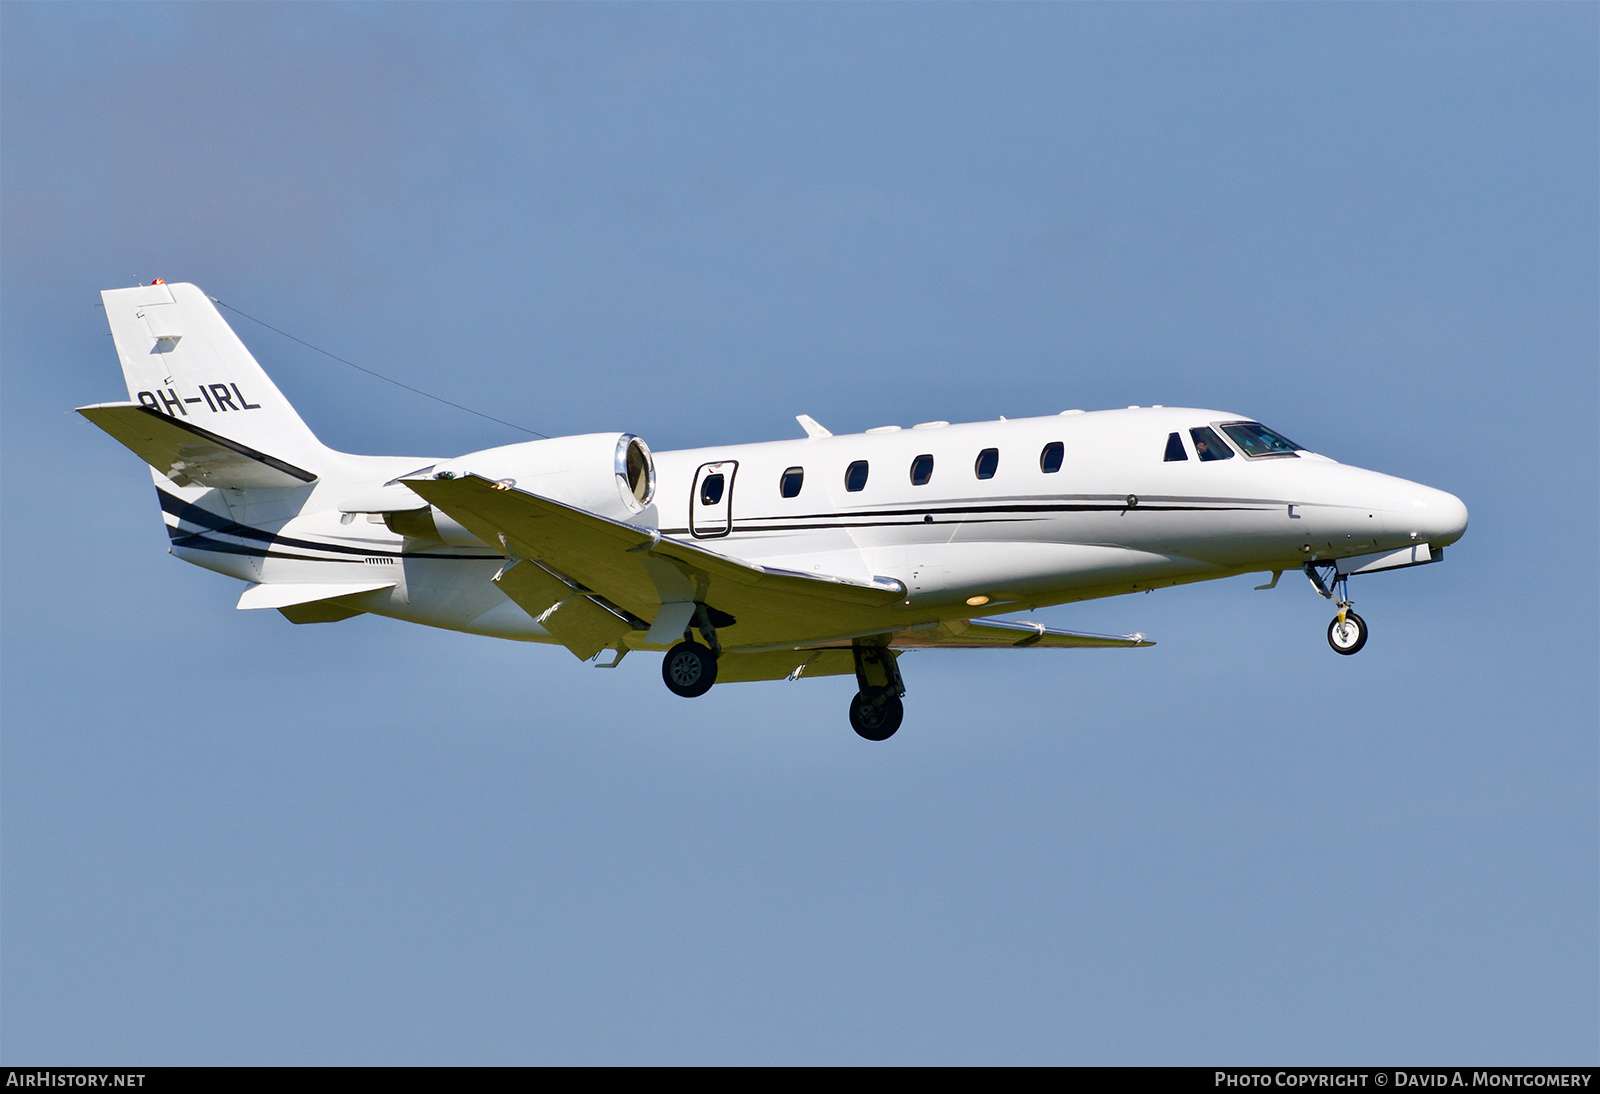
1220,422,1301,458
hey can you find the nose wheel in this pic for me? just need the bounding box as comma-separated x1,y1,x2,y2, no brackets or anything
1327,610,1368,655
1306,563,1370,656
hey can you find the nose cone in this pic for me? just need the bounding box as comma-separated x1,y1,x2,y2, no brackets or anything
1412,487,1469,547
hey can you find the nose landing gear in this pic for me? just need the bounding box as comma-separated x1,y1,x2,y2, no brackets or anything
1305,563,1368,655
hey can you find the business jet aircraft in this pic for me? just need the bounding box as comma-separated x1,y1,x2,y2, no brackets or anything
79,281,1468,740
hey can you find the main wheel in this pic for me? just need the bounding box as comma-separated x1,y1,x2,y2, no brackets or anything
849,687,904,741
1327,611,1368,655
662,641,717,697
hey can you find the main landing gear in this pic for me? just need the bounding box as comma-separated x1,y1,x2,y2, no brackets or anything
1305,563,1368,656
661,604,723,698
849,641,906,741
662,640,717,697
658,609,911,741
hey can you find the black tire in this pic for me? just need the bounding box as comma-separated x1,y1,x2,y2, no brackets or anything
1327,611,1368,656
849,687,904,741
662,641,717,697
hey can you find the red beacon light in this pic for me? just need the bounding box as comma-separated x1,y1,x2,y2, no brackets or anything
150,278,164,285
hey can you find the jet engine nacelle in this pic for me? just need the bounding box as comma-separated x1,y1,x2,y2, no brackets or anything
431,432,657,521
344,432,657,545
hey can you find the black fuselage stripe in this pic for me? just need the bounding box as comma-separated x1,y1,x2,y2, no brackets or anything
158,488,379,555
658,505,1268,536
172,533,496,565
156,488,493,561
715,500,1277,520
159,488,1274,563
172,535,343,564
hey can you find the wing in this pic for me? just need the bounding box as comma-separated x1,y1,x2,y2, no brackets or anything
404,474,906,653
78,403,317,489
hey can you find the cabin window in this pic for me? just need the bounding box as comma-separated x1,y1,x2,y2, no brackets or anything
780,467,804,498
1040,442,1064,473
1220,422,1301,458
1163,432,1188,462
974,448,999,480
1189,426,1234,462
845,460,869,492
910,454,934,486
700,474,726,505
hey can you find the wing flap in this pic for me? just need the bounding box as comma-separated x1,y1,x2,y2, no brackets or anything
493,560,636,661
79,403,317,489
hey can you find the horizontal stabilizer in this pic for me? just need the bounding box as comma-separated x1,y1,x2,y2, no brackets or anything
237,581,396,611
888,617,1153,649
79,403,317,489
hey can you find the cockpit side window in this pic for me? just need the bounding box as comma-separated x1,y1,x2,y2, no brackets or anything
1163,433,1188,462
1189,426,1234,462
1220,422,1301,458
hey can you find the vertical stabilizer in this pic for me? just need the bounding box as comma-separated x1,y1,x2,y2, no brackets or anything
101,282,329,468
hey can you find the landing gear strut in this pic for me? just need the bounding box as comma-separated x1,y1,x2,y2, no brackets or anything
849,641,905,740
660,604,724,697
1305,563,1368,656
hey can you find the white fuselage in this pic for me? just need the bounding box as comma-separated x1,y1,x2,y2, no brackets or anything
159,406,1468,648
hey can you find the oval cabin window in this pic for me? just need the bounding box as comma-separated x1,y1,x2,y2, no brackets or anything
780,467,804,498
910,454,934,486
974,448,999,480
1040,442,1064,473
845,460,869,492
700,474,726,505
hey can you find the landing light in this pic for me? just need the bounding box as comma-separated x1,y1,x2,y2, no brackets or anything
966,595,990,607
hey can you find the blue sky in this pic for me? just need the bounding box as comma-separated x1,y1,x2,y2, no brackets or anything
2,2,1595,1064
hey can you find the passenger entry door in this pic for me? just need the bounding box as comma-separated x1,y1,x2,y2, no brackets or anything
690,461,738,538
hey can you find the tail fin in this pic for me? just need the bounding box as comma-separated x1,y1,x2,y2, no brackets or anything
99,282,330,473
